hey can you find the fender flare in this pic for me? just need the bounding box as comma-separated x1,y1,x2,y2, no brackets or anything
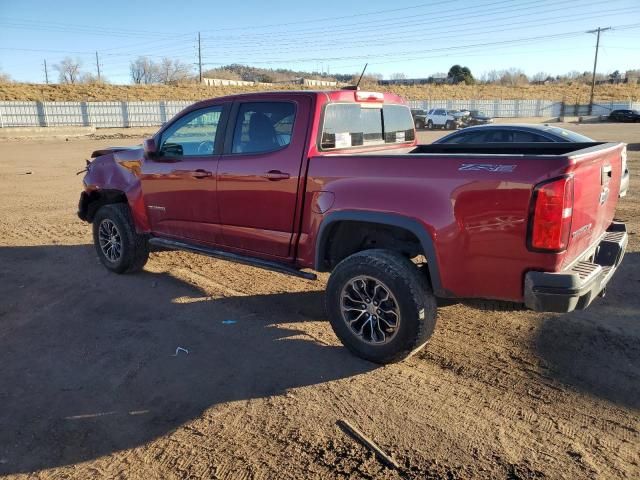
314,211,443,295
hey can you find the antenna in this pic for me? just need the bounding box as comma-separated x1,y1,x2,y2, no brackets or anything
355,63,368,90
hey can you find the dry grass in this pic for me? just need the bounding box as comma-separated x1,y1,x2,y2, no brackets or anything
0,81,638,102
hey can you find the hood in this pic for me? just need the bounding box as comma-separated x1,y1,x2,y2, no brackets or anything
91,145,141,158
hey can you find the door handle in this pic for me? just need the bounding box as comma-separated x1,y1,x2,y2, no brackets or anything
191,169,212,179
262,170,290,181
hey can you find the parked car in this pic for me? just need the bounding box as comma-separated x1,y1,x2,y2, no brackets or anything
450,109,470,119
78,90,628,364
426,108,461,129
411,108,427,129
465,110,494,126
435,124,628,197
434,124,594,143
608,109,640,122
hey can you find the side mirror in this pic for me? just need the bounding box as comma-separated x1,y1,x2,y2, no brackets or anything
143,138,158,156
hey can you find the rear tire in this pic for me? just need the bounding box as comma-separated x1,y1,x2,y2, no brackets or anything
93,204,149,274
445,120,454,130
325,249,437,364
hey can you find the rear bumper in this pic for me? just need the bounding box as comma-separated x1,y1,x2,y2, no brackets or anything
524,222,628,313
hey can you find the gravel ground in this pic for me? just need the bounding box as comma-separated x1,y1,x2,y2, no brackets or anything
0,122,638,479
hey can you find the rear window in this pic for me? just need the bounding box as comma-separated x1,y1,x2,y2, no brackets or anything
320,103,415,150
542,126,592,142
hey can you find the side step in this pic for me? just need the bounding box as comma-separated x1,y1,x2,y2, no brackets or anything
148,237,317,281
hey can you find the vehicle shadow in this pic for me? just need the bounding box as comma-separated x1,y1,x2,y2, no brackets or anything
0,244,374,475
535,251,640,409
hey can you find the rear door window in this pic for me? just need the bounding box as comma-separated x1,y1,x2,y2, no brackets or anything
231,102,295,154
321,103,415,150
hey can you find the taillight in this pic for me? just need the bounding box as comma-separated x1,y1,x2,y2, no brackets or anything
528,176,574,252
354,91,384,102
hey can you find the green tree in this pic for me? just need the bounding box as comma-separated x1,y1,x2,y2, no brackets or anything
447,65,475,85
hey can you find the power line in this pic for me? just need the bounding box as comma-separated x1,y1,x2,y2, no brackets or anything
198,5,639,59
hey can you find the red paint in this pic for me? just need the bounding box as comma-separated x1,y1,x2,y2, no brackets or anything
81,90,625,303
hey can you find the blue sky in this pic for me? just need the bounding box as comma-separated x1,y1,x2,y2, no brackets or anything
0,0,639,83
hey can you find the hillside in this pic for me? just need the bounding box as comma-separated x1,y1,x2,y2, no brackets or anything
0,81,638,102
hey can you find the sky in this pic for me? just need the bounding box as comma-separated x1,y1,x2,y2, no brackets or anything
0,0,639,84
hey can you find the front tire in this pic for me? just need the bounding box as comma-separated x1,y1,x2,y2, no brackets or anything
427,120,433,130
325,250,437,364
93,204,149,274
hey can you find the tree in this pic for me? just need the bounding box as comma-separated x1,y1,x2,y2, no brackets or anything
447,65,474,84
531,72,550,83
54,57,82,84
130,57,160,84
158,58,193,84
390,72,407,80
80,72,105,84
498,68,529,86
609,70,622,83
0,70,12,83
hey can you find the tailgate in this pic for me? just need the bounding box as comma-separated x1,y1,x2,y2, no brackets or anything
562,143,626,268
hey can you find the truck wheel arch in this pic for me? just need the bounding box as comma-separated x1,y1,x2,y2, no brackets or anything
79,189,129,223
314,211,443,294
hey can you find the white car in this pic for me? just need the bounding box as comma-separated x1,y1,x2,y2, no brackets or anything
426,108,461,130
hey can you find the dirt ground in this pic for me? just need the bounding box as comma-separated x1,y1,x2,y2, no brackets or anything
0,122,638,480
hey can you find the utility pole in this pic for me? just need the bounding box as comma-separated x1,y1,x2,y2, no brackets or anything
95,51,101,81
43,59,49,84
587,27,611,114
198,32,202,83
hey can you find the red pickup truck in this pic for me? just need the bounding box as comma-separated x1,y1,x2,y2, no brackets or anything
78,90,628,363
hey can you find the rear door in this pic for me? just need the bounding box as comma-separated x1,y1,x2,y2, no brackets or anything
140,104,228,244
216,96,312,259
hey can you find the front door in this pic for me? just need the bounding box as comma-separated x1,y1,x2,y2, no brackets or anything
140,104,228,244
217,97,311,259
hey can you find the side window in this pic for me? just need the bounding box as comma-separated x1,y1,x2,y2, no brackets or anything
435,109,445,115
160,106,222,157
513,131,547,142
485,130,511,142
427,109,434,115
231,102,296,154
443,131,487,144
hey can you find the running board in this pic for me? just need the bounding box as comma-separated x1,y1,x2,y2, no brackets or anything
148,237,317,280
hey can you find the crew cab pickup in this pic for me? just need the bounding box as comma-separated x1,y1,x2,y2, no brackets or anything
78,90,628,364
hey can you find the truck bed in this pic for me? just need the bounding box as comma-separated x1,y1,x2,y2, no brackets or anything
306,141,625,301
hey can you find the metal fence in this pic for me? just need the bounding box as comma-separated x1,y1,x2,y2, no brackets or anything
407,99,640,118
1,99,639,128
0,101,192,128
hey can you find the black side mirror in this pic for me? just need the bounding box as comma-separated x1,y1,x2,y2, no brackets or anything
143,138,158,156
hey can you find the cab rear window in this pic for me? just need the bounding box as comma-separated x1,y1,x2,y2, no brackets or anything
321,103,415,150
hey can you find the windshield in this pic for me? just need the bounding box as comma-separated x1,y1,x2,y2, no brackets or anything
542,126,593,142
321,103,415,150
